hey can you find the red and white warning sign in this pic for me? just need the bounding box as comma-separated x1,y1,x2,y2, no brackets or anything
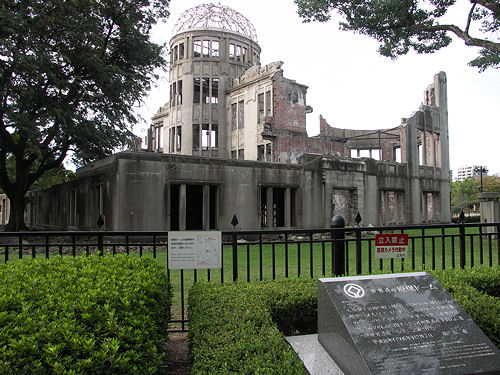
375,234,408,259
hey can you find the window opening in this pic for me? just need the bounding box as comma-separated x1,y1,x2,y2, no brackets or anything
265,90,272,116
258,93,264,123
177,80,182,105
212,40,219,57
229,43,235,60
273,188,285,227
202,78,210,104
193,78,200,104
257,145,265,161
210,78,218,104
179,43,184,59
236,45,241,61
238,149,244,160
231,150,237,159
242,47,247,62
193,124,200,151
202,40,210,57
238,100,244,129
176,126,182,151
173,45,178,61
231,103,237,130
194,40,202,57
209,186,217,229
266,144,272,161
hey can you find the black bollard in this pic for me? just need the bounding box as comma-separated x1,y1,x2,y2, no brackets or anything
331,215,345,276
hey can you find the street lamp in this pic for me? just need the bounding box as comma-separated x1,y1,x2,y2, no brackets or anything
474,166,488,193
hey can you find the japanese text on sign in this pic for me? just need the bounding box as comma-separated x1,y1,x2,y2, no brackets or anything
375,234,408,259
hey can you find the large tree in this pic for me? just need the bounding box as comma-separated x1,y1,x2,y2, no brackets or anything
0,0,169,230
294,0,500,71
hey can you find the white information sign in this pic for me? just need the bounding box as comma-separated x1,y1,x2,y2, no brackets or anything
168,231,222,269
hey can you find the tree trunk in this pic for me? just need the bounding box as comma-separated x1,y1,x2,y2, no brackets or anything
5,191,28,231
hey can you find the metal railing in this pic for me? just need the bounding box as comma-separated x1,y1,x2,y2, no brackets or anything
1,222,499,332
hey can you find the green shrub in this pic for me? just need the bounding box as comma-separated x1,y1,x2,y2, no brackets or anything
0,255,171,375
189,267,499,374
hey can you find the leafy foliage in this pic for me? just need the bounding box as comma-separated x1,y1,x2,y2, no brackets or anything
294,0,500,71
451,176,500,215
0,255,171,374
189,267,500,373
0,0,170,230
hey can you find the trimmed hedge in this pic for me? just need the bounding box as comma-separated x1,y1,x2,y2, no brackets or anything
0,255,171,375
188,266,499,374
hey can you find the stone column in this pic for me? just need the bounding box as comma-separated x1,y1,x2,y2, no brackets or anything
203,185,210,230
284,187,291,228
266,187,273,228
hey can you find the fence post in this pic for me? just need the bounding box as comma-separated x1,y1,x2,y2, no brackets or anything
459,224,466,268
98,233,103,256
497,224,500,266
356,229,362,275
331,215,345,276
232,231,238,281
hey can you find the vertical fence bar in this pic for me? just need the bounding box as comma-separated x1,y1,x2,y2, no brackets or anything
59,245,62,256
368,240,372,274
470,232,474,268
451,236,455,269
139,244,143,258
459,224,466,269
272,242,276,280
345,241,350,275
390,258,394,273
333,227,345,276
431,237,436,270
497,224,500,265
98,233,103,256
259,233,263,281
479,226,484,265
153,235,157,258
126,235,130,256
488,233,492,267
441,228,445,270
421,228,425,269
246,244,250,282
32,245,36,259
309,233,314,277
285,233,289,278
72,235,76,257
180,269,185,331
18,235,22,259
45,235,49,259
321,240,326,277
356,230,362,275
4,244,8,263
297,242,301,277
232,232,238,282
411,237,415,270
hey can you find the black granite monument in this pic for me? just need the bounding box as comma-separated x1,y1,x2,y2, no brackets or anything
318,272,500,375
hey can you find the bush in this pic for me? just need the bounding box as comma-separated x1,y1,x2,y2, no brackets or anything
0,255,171,374
189,267,499,373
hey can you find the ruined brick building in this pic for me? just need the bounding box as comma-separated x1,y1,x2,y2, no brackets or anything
22,4,451,231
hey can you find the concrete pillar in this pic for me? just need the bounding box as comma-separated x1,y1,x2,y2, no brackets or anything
179,184,186,230
479,192,500,236
203,185,210,230
266,187,273,228
284,187,291,228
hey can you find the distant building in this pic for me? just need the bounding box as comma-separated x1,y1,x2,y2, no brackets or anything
456,165,487,181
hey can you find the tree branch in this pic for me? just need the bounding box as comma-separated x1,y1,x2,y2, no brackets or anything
415,23,500,52
465,3,477,35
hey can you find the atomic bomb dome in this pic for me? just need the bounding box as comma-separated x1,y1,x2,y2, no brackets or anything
172,3,258,42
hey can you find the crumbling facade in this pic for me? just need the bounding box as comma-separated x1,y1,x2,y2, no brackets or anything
20,4,450,232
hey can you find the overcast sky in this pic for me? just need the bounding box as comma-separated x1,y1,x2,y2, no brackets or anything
135,0,500,176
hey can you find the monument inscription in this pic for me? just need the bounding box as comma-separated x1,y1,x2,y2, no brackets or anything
318,272,500,375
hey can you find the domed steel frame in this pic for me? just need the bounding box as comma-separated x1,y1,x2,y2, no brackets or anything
172,3,258,42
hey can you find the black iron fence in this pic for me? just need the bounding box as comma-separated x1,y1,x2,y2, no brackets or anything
1,222,499,332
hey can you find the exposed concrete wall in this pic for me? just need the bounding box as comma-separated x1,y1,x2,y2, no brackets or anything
30,150,449,231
